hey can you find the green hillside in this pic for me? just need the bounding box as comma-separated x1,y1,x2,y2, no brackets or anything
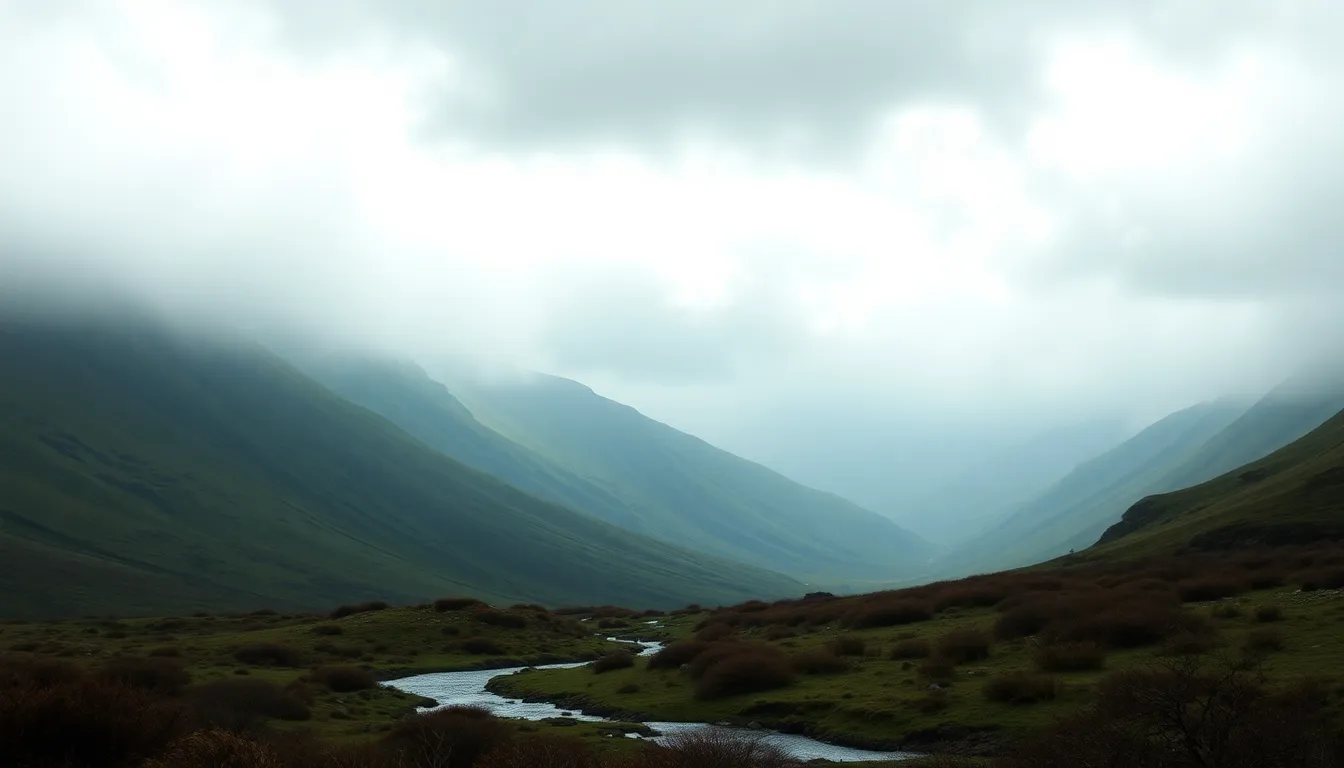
0,317,802,618
937,401,1247,575
436,370,934,583
1093,405,1344,555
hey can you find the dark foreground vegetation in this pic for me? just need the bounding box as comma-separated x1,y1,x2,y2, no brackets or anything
495,541,1344,763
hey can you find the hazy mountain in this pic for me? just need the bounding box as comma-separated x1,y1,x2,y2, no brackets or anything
937,400,1251,575
891,419,1131,546
0,316,801,618
1094,405,1344,555
431,368,936,583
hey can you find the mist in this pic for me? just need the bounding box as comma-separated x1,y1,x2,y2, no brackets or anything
3,1,1343,528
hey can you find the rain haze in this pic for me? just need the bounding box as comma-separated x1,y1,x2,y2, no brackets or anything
3,0,1343,537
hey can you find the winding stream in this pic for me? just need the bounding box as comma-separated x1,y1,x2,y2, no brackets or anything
387,638,917,763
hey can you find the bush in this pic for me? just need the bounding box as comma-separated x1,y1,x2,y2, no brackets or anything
1178,578,1246,603
383,706,512,768
696,623,735,642
792,649,850,675
843,601,932,629
99,657,192,694
311,624,344,636
617,683,641,694
1211,603,1244,619
0,676,189,768
889,638,932,660
694,652,794,700
648,641,710,670
1162,631,1220,656
329,601,389,619
919,658,956,682
314,641,361,659
983,673,1059,704
190,678,313,729
1243,628,1285,654
435,597,487,612
827,636,866,656
144,729,284,768
472,608,528,629
233,643,305,667
591,650,636,674
597,618,629,629
936,629,991,664
310,665,378,692
478,734,602,768
148,646,182,657
995,600,1060,639
460,637,505,655
645,728,799,768
1035,642,1105,672
1254,605,1283,623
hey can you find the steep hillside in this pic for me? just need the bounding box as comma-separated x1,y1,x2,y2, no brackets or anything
1094,405,1344,555
0,317,802,618
436,370,934,582
894,419,1129,546
937,401,1249,575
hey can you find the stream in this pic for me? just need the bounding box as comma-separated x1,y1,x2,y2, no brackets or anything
386,637,917,763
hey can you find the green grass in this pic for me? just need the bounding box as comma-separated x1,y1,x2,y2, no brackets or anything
0,603,633,740
491,582,1344,752
0,316,801,618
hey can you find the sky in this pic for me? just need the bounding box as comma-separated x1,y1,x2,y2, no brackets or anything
2,1,1343,514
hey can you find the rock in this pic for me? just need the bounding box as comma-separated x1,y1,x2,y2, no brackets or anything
748,721,764,730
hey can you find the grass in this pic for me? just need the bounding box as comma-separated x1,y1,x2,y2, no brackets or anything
0,603,631,742
490,543,1344,752
0,317,802,620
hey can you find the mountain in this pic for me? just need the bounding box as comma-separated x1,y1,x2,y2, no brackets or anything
941,377,1344,576
424,367,935,582
0,316,802,618
1094,404,1344,555
936,400,1250,575
891,419,1130,546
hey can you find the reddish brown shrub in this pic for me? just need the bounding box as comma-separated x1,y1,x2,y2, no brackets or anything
478,734,602,768
1178,578,1246,603
827,636,866,656
144,729,284,768
693,650,794,700
889,638,932,660
472,608,528,629
696,623,735,642
460,637,505,655
597,618,629,629
329,601,388,619
983,673,1059,704
1254,605,1284,623
0,676,189,767
648,641,710,670
591,650,636,674
792,649,850,674
1035,642,1105,672
643,728,800,767
842,601,932,629
99,656,191,694
232,643,304,667
190,678,312,729
1243,628,1285,654
919,658,955,681
936,629,991,664
310,665,377,692
383,706,511,768
434,597,487,612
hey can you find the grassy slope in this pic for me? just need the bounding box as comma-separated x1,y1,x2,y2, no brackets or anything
940,401,1247,575
0,604,636,743
442,371,933,582
1092,406,1344,557
0,318,800,618
493,578,1344,752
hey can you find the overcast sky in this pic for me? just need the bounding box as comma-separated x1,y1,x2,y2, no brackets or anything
3,1,1343,472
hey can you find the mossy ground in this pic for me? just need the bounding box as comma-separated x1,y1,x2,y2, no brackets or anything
0,603,628,744
492,587,1344,750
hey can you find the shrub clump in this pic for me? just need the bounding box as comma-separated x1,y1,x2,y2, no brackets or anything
843,601,932,629
98,657,192,695
792,649,850,675
460,637,505,655
328,601,389,619
936,629,991,664
471,608,528,629
889,638,932,660
1254,605,1283,623
648,641,710,670
189,678,312,729
435,597,487,612
826,636,866,657
1243,628,1285,654
1035,642,1105,672
310,624,344,636
232,643,305,668
983,673,1059,704
591,650,636,674
309,665,377,693
690,646,794,700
